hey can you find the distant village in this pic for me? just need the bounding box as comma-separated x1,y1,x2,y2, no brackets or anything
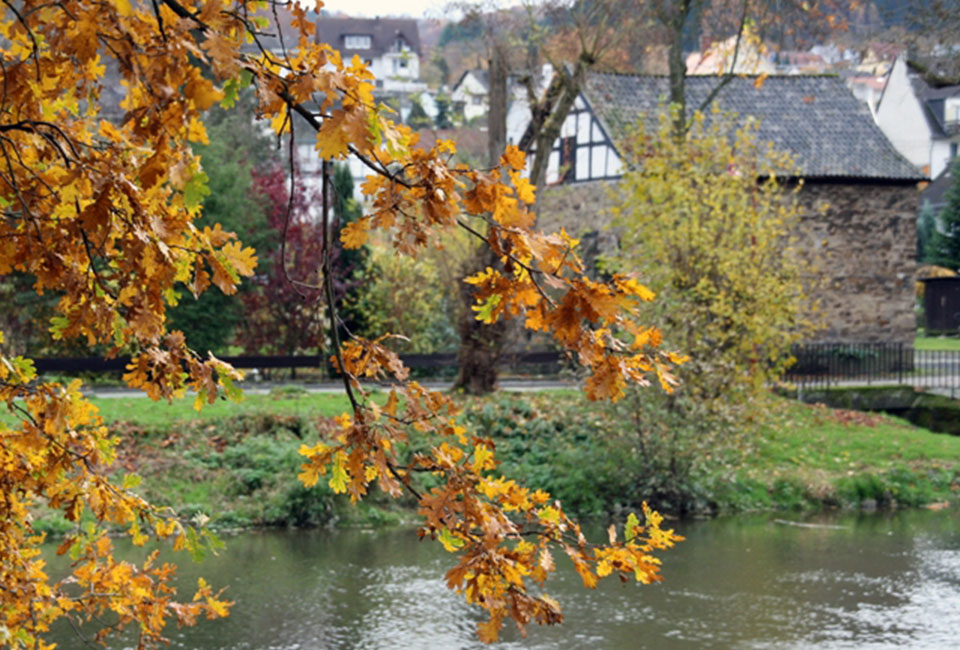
290,11,956,210
290,8,958,346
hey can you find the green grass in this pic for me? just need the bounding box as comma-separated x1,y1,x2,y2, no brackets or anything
87,387,357,427
728,397,960,509
753,400,960,471
464,391,960,515
20,386,960,534
915,336,960,351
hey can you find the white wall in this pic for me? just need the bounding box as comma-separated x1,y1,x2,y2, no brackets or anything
931,139,957,179
507,93,622,185
877,57,934,173
452,72,488,121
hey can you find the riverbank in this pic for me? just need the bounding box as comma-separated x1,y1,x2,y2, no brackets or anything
31,387,960,534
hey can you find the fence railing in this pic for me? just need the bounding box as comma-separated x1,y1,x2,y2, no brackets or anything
786,342,960,391
26,344,960,391
28,350,565,377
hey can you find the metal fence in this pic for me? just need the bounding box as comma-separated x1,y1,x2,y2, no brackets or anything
786,342,960,391
29,350,565,378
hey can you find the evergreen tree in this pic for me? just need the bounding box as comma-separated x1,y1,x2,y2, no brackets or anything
929,158,960,270
167,91,277,354
332,163,368,335
435,92,453,129
407,97,432,130
918,201,937,262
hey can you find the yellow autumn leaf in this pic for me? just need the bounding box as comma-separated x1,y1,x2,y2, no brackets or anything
340,217,371,249
500,144,525,171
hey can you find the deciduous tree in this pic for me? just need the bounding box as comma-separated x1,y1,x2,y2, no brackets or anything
609,107,811,408
0,1,682,646
451,0,644,394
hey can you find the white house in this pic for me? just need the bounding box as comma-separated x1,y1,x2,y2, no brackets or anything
452,68,532,125
315,17,426,93
877,56,960,178
451,69,492,122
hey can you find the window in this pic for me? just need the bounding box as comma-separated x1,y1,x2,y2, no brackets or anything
399,57,408,69
343,34,371,49
471,95,484,105
951,142,958,160
394,37,405,52
558,136,576,183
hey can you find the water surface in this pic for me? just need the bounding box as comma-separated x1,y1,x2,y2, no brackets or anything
47,510,960,649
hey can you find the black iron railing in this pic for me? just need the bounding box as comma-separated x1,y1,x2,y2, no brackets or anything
786,342,960,391
28,350,565,377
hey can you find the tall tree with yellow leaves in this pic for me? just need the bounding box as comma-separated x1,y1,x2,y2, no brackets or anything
0,2,683,646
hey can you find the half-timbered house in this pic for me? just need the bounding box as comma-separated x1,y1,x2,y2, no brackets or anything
511,73,927,343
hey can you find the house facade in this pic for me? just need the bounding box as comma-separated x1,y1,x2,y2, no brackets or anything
315,17,425,93
877,56,960,179
517,73,926,344
451,69,491,122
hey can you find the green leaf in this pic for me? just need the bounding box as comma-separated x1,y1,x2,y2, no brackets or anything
473,294,502,324
220,70,253,109
625,512,640,542
186,525,206,563
220,373,244,403
121,473,142,490
202,528,226,554
184,169,210,209
49,315,70,340
538,506,560,524
12,357,36,382
438,526,464,552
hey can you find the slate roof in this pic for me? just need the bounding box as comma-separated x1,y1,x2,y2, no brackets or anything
315,17,421,59
583,73,925,181
922,162,956,209
907,68,960,138
453,69,490,93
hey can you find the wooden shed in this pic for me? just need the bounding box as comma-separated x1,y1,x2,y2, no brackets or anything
922,276,960,334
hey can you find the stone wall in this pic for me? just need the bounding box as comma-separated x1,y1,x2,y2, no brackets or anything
794,182,919,344
537,179,920,344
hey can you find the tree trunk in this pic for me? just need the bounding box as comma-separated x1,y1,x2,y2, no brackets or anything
667,0,690,138
529,63,584,192
452,44,510,395
453,246,508,394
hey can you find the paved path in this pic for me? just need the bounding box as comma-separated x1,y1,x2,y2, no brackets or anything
83,378,582,399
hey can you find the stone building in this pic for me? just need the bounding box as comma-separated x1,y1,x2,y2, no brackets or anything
514,73,927,344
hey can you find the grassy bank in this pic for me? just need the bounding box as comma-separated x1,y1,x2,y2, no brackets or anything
30,387,960,534
465,392,960,516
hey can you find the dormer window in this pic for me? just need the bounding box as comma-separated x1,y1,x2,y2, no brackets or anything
344,34,371,50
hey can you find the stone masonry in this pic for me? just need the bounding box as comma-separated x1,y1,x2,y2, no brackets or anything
537,179,921,345
794,182,919,344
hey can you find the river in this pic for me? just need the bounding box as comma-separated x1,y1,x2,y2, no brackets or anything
46,509,960,649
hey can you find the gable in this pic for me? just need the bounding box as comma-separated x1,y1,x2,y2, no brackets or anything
315,17,421,60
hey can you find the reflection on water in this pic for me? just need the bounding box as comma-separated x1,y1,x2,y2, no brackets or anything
46,510,960,649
